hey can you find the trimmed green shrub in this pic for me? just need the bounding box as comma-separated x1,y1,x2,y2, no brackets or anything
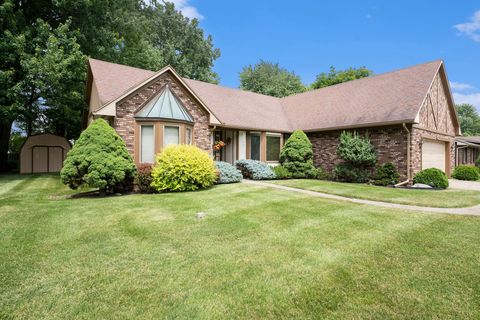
272,165,292,179
235,159,276,180
334,162,370,183
279,130,317,178
151,145,217,192
372,162,400,186
335,131,377,183
413,168,449,189
135,163,154,193
337,131,376,166
61,118,136,192
315,166,331,180
452,165,480,181
215,161,243,184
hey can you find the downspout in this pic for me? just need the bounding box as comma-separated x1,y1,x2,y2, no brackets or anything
395,123,411,187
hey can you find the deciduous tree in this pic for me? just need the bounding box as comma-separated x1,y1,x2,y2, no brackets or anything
311,66,372,89
239,60,306,98
456,104,480,136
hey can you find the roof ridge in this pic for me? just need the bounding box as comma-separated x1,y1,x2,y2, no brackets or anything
281,59,443,101
183,78,282,100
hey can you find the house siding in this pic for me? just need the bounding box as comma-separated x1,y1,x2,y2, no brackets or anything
308,125,409,181
113,72,212,160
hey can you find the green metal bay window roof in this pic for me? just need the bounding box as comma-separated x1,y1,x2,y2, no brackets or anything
135,86,193,122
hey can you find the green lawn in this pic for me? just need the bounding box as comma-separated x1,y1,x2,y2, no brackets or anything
270,179,480,208
1,175,480,319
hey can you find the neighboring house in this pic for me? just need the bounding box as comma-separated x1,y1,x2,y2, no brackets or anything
455,136,480,166
85,58,460,181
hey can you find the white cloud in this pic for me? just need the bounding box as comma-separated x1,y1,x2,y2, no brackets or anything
453,92,480,110
453,10,480,42
168,0,203,20
450,81,475,91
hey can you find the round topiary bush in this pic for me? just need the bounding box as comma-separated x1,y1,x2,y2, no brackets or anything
215,161,243,184
413,168,449,189
452,165,480,181
61,118,136,193
151,145,217,192
279,130,317,178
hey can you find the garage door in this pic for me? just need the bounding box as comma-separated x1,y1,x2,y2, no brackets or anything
422,140,446,172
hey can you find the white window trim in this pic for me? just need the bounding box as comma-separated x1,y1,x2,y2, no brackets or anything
140,124,155,164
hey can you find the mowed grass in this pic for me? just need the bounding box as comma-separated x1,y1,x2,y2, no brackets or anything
1,175,480,319
270,179,480,208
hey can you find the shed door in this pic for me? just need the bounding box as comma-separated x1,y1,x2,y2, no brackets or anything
422,140,446,172
48,147,64,172
32,147,48,173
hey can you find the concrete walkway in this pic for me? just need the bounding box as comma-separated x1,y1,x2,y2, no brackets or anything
449,179,480,191
243,180,480,217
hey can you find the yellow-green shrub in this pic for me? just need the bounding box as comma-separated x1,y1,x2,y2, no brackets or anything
151,145,217,192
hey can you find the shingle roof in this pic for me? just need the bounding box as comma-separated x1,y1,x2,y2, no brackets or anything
281,60,442,131
183,78,292,131
456,136,480,145
89,58,155,107
88,58,445,132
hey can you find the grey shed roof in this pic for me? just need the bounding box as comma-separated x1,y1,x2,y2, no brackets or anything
135,86,193,122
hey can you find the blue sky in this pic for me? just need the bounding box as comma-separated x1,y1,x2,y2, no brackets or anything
172,0,480,111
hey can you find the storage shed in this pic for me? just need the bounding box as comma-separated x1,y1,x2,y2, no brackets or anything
20,134,71,174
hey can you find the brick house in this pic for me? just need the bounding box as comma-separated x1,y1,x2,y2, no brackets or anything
86,58,461,182
455,137,480,166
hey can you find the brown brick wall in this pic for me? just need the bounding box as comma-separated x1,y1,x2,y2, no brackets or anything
113,72,212,159
308,125,409,181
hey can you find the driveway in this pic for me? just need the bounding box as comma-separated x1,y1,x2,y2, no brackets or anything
449,179,480,191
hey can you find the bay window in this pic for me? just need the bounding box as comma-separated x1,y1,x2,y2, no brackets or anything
164,126,180,147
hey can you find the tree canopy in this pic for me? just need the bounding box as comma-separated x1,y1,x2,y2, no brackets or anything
0,0,220,171
311,66,372,89
239,60,306,98
456,104,480,136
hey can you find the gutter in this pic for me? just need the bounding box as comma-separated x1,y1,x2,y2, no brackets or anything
395,123,411,187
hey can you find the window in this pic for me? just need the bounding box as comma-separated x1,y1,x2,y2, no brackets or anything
250,133,260,160
140,125,154,163
164,126,179,147
266,135,281,162
186,127,192,145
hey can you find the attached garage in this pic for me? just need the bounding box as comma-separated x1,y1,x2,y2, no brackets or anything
422,139,446,172
20,134,71,174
